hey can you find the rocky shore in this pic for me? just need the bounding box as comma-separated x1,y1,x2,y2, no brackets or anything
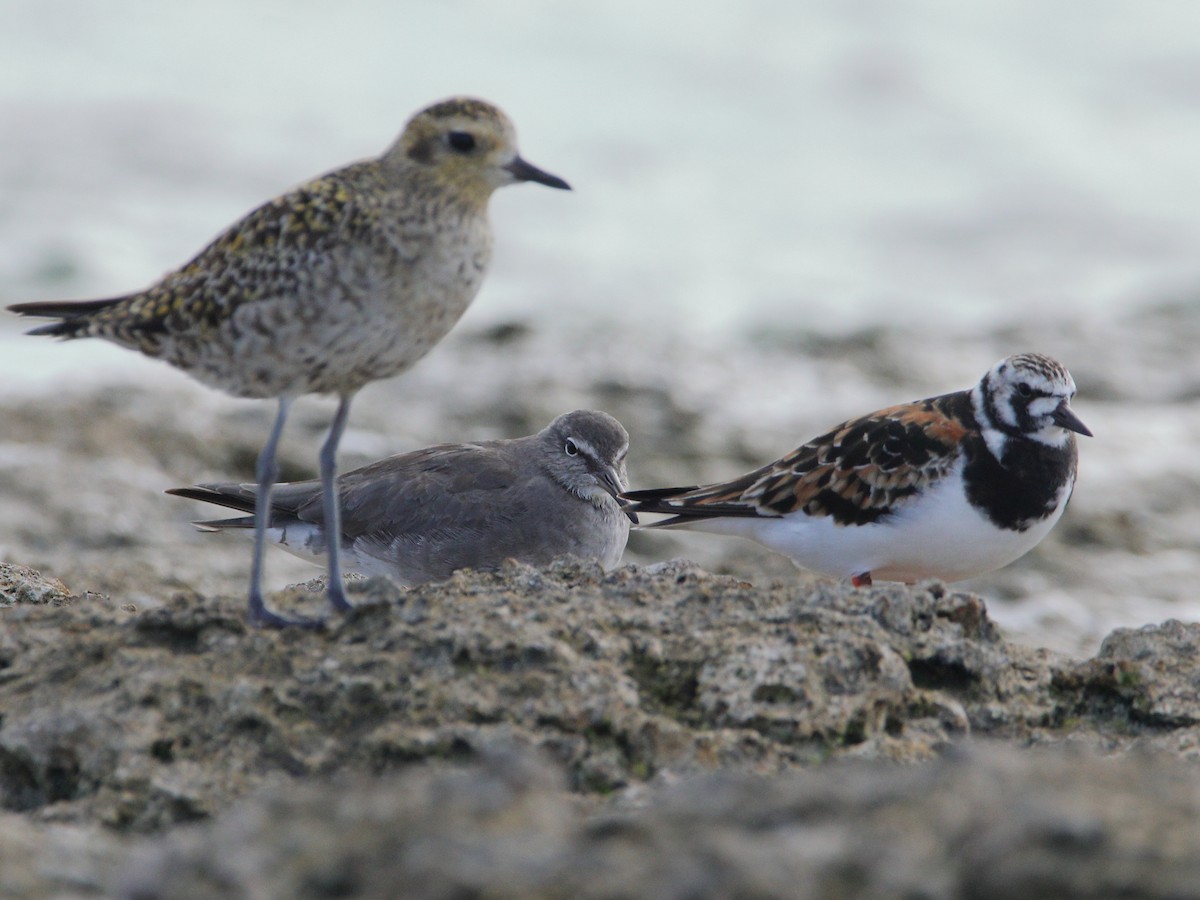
4,560,1200,897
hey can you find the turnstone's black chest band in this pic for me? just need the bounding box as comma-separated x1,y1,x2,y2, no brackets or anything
962,435,1078,532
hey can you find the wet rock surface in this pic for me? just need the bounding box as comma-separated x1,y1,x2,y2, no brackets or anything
3,561,1200,897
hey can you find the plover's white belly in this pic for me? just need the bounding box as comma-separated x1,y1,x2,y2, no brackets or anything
685,461,1071,583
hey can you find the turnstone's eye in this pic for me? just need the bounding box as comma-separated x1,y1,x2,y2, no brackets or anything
1016,382,1033,398
446,131,477,153
564,439,579,457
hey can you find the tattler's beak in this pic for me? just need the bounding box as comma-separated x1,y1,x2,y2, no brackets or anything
1053,400,1093,437
597,467,640,524
504,155,571,190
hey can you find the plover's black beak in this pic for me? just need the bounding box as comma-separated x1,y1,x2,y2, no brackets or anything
1053,401,1093,437
504,156,571,190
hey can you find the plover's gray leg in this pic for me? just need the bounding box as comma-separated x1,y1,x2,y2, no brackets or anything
320,393,354,613
248,396,318,628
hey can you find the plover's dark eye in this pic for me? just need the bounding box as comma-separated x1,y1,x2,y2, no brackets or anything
447,131,477,153
564,439,579,457
1016,382,1033,398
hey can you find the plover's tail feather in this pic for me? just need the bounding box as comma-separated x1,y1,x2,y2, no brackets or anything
8,296,132,337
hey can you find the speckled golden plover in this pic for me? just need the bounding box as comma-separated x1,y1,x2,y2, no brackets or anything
168,409,637,583
9,96,570,627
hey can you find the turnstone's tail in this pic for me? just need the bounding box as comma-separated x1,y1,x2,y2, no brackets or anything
623,484,764,527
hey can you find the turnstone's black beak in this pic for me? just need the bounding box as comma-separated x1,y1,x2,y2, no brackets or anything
1053,401,1093,437
504,156,571,190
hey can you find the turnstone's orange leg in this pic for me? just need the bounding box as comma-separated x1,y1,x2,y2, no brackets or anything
852,572,873,588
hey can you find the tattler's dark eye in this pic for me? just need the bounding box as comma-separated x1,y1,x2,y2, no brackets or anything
447,131,476,153
565,439,579,456
1017,382,1033,398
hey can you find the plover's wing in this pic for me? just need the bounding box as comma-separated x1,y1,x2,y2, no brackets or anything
10,167,384,346
626,396,971,527
143,174,398,345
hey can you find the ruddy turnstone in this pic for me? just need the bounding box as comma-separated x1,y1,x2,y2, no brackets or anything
168,410,635,584
623,353,1091,586
8,97,570,627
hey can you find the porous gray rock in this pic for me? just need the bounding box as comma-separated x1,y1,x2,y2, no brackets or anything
3,559,1200,897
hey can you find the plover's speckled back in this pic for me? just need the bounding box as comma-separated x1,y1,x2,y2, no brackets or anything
168,410,636,583
9,96,570,627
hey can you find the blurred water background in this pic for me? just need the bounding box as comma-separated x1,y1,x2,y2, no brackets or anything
2,0,1200,655
3,0,1200,331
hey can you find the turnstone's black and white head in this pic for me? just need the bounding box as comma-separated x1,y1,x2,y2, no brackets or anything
623,353,1091,588
972,352,1092,460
